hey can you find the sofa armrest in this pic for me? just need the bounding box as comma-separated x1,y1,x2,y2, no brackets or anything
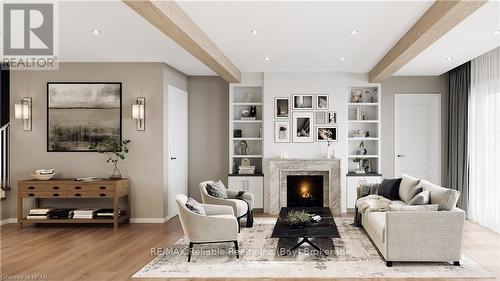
183,212,238,243
385,208,465,261
202,204,234,216
227,190,254,203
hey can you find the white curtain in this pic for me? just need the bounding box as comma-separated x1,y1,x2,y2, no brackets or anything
468,47,500,232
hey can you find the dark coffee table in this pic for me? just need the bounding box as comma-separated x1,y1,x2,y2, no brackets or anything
271,207,340,256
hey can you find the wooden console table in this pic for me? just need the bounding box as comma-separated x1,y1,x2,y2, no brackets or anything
17,178,130,230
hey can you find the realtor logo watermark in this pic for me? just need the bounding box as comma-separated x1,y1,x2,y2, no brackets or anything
2,2,59,70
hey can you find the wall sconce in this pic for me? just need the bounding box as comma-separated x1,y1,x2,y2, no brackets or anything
131,97,145,131
14,97,32,131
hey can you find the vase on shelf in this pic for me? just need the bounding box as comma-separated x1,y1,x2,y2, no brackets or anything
110,162,122,179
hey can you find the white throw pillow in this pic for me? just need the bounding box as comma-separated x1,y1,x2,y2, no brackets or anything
419,180,461,211
398,174,421,203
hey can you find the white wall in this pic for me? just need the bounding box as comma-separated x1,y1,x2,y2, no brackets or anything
263,71,377,212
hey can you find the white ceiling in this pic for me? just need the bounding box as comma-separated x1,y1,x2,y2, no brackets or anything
57,1,500,77
395,1,500,76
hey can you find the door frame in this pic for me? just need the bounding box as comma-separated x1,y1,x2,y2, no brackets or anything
394,93,441,184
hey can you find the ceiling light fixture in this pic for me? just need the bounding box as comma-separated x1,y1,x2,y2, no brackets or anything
264,57,270,61
350,30,359,35
446,57,454,61
250,29,260,35
493,29,500,35
340,57,346,61
91,29,102,35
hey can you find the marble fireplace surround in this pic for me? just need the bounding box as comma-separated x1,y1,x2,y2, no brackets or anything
266,159,341,215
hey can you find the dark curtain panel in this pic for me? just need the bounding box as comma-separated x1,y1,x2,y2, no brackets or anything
447,62,470,213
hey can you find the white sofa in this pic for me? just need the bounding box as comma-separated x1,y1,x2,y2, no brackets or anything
357,176,465,267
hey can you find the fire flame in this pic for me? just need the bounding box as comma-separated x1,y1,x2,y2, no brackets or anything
300,184,312,198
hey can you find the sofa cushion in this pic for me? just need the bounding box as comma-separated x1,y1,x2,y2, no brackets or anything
227,199,248,217
398,174,421,203
365,212,386,242
419,180,461,211
185,197,206,216
378,178,402,201
206,180,228,199
408,190,430,205
389,204,439,211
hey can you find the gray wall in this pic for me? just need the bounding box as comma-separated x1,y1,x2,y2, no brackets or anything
380,75,448,184
3,62,187,220
187,76,229,201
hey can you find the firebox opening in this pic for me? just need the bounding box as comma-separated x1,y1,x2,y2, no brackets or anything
287,175,323,207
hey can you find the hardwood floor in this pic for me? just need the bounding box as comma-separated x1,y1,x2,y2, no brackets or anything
1,215,499,281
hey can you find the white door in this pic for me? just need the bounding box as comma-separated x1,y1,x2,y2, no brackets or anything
167,86,188,218
395,94,441,183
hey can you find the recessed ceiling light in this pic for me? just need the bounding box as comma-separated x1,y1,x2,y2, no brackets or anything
340,57,346,61
350,30,359,35
447,57,454,61
250,29,260,35
91,29,102,35
264,56,270,61
493,29,500,35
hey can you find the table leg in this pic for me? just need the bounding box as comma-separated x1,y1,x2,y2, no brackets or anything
282,237,329,256
113,195,119,230
17,196,23,229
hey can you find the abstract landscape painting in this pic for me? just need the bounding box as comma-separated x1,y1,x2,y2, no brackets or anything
47,83,121,151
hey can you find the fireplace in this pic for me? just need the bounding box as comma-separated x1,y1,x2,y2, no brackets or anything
287,175,324,207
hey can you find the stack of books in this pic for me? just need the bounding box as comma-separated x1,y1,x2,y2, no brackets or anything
48,208,75,219
95,209,124,218
238,166,256,174
72,208,97,219
27,208,51,219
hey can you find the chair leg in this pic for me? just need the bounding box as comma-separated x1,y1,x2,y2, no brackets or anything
237,218,241,233
386,261,392,267
234,240,239,259
453,261,460,266
188,242,194,262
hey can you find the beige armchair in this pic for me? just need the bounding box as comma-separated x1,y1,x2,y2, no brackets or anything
175,194,239,262
199,181,254,232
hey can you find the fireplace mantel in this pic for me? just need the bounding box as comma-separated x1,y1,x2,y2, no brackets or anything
265,158,341,214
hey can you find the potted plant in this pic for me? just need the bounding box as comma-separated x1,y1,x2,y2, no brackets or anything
286,210,311,227
89,139,131,179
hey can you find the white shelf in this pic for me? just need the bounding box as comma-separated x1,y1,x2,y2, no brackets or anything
348,137,379,141
348,120,379,123
232,155,263,158
233,120,262,123
233,102,263,106
348,103,379,106
348,155,379,158
233,138,262,140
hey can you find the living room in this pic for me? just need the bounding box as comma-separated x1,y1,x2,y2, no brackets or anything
0,1,499,280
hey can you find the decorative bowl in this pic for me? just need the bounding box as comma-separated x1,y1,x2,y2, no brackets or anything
31,173,55,181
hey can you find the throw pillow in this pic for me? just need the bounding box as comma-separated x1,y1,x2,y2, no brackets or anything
185,197,206,216
377,178,402,201
407,190,430,205
206,180,228,199
398,174,421,203
388,204,439,212
359,182,380,198
419,180,461,211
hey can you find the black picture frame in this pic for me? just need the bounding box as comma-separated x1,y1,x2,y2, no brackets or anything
47,82,122,152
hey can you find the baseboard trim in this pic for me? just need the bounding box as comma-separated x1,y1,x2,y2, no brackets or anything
130,218,165,223
0,218,17,225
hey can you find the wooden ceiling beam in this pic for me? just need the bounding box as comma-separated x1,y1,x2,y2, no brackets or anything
123,0,241,83
369,0,487,83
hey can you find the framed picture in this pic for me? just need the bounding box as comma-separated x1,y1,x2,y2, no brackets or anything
316,126,338,142
316,111,327,125
292,94,313,110
328,111,337,124
274,97,291,119
316,94,329,110
293,111,314,143
47,82,122,152
274,121,291,143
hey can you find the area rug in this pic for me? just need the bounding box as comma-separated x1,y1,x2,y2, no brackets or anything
133,218,493,279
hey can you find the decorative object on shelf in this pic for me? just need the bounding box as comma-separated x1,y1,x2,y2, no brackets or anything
244,92,254,102
351,89,362,103
238,157,255,174
352,158,366,174
316,94,328,110
362,159,372,173
275,121,291,143
47,82,122,152
353,129,368,138
292,94,314,110
358,141,367,155
274,97,291,118
317,126,337,159
31,169,55,181
241,157,251,167
233,161,238,174
365,88,378,103
250,106,257,117
241,109,251,118
355,107,364,120
238,140,250,155
328,111,337,124
292,111,313,142
286,209,311,226
89,139,131,179
131,97,145,131
14,97,32,131
315,111,327,125
233,129,242,138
